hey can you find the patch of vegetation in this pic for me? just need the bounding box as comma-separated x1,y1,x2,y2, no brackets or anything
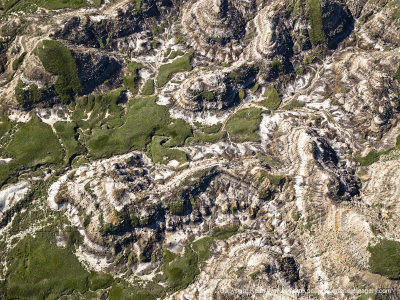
282,99,305,110
150,136,187,165
225,108,262,142
14,80,44,108
5,230,90,299
123,62,144,95
306,0,328,45
0,115,63,187
238,89,245,100
368,239,400,279
1,0,101,13
167,50,184,61
12,52,26,71
394,65,400,83
54,121,86,164
141,79,155,95
355,148,394,167
85,96,184,157
156,51,194,88
198,123,222,134
258,170,285,186
260,86,281,110
186,131,226,145
168,199,185,215
71,89,125,131
35,40,82,103
191,237,214,264
211,225,240,240
0,117,11,138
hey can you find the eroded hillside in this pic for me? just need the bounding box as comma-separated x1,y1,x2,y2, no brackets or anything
1,0,400,299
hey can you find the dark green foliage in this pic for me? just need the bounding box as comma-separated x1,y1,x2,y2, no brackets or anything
258,189,271,200
87,96,191,159
0,117,10,138
168,199,185,215
258,170,285,186
35,40,82,103
306,0,328,45
260,86,281,110
14,80,44,108
12,51,26,70
88,272,113,291
368,239,400,279
225,108,262,142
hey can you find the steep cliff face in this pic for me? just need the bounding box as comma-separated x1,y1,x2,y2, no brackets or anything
1,0,400,299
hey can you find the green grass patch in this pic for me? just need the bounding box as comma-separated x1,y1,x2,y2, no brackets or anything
282,99,305,110
141,79,155,95
355,148,395,167
368,239,400,279
150,136,187,165
54,121,86,164
259,170,285,186
123,62,145,96
5,230,90,299
211,225,240,240
306,0,328,45
156,51,194,88
186,131,226,145
198,123,222,134
0,117,11,138
1,115,63,187
86,96,191,159
1,0,101,13
71,89,125,131
260,86,281,110
225,108,262,142
35,40,81,103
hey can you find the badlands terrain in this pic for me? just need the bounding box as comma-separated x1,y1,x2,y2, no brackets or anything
0,0,400,299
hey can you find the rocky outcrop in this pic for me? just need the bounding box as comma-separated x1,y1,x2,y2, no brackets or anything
71,49,122,94
182,0,256,62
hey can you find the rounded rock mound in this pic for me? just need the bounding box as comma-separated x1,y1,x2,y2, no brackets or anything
182,0,255,62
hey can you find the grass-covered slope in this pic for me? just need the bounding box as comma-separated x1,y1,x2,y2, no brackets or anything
35,40,82,103
0,0,101,13
0,115,63,187
225,108,262,143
